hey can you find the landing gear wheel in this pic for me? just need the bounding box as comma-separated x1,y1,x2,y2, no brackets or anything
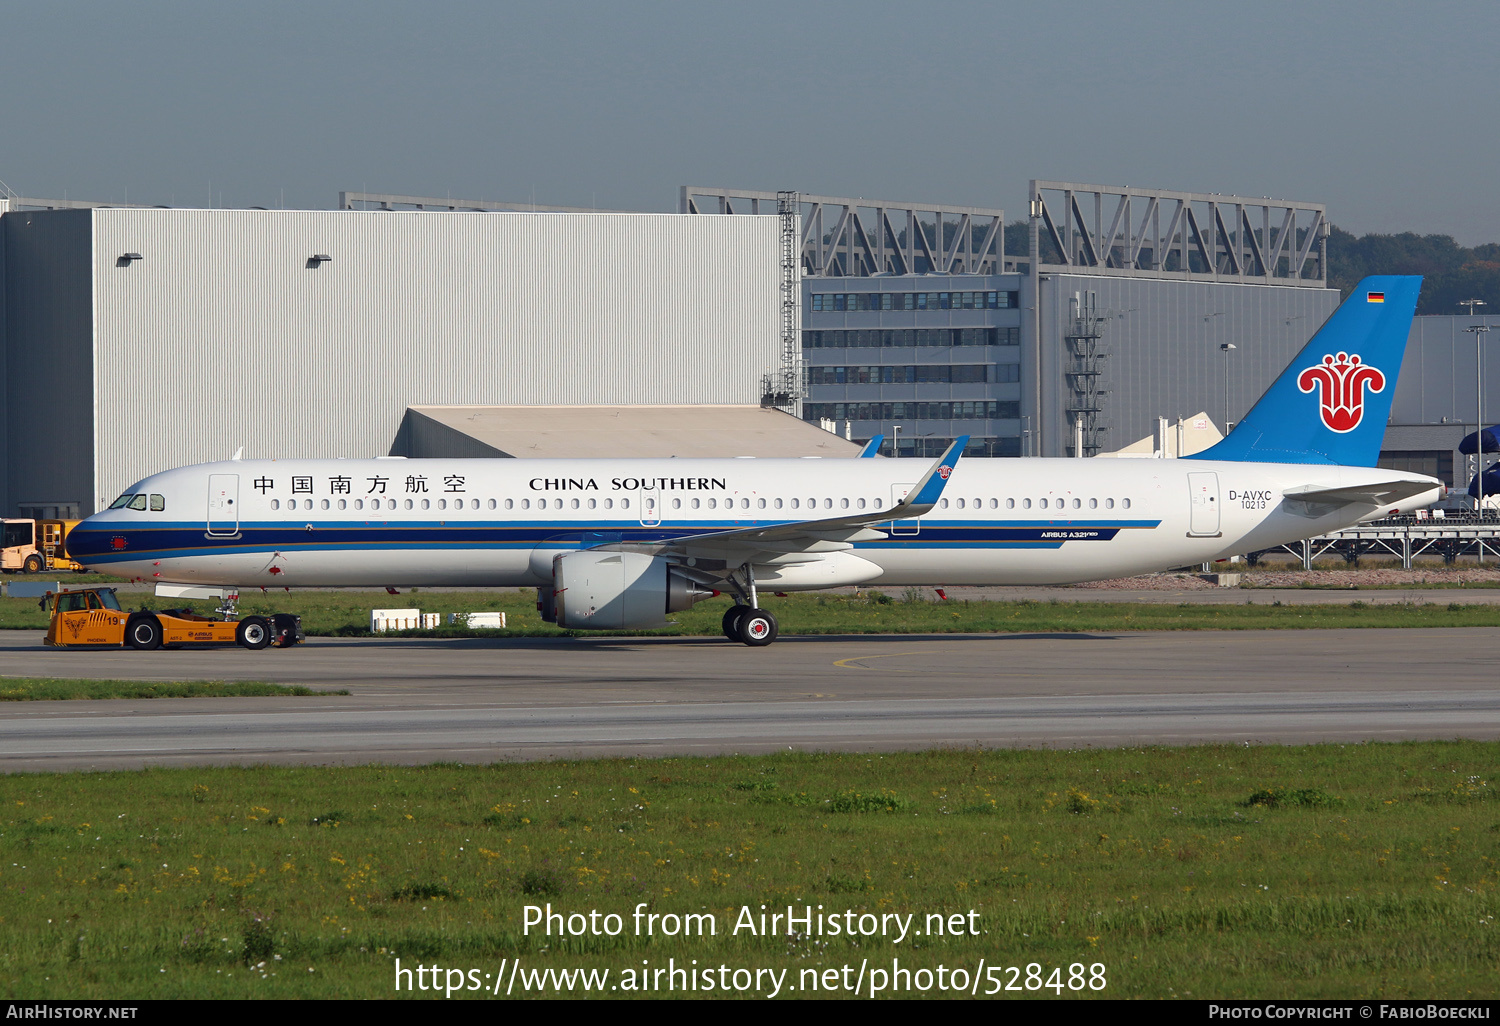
127,616,162,651
22,554,43,574
721,605,749,640
736,608,778,647
236,615,272,650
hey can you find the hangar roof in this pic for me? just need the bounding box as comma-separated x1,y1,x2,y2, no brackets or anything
397,405,863,459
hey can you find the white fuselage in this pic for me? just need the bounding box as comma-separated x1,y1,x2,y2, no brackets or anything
69,456,1440,589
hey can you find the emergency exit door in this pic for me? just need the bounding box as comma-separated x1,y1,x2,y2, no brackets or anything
207,474,239,536
1187,472,1220,537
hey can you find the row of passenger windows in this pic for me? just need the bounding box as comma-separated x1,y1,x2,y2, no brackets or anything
804,328,1019,348
271,497,495,511
806,364,1017,385
803,401,1020,422
109,493,166,511
265,494,1129,514
938,497,1132,510
810,291,1018,312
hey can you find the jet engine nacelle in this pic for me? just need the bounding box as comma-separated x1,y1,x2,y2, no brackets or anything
553,551,715,630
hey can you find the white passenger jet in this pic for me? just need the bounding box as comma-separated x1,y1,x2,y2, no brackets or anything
68,276,1441,645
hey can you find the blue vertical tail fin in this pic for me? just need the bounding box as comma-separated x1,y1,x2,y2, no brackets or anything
1191,275,1420,466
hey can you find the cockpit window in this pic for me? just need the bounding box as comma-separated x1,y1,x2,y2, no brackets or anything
95,589,122,611
150,494,165,511
127,495,147,511
109,494,136,509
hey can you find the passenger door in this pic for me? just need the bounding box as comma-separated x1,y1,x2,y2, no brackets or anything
207,474,239,536
1187,472,1221,537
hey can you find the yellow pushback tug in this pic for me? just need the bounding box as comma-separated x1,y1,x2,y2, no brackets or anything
43,587,303,650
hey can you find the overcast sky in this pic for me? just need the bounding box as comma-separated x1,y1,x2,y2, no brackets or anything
3,1,1498,243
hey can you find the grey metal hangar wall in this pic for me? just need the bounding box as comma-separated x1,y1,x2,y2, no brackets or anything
3,208,782,515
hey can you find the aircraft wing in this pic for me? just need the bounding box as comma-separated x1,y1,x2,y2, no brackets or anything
655,436,967,560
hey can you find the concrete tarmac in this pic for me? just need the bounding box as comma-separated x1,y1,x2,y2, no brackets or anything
1,626,1496,771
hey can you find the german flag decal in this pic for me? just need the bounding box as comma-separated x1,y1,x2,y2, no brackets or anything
1367,292,1385,303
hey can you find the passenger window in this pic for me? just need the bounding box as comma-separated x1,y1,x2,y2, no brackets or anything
873,498,882,509
1039,498,1048,509
940,499,950,509
521,499,530,510
1105,498,1114,509
839,498,848,509
1122,498,1132,509
1089,498,1098,509
604,498,614,509
338,499,347,510
305,499,314,510
1006,498,1015,509
354,499,364,510
150,494,165,511
438,499,447,510
790,498,800,509
271,499,280,510
742,498,750,509
955,498,964,509
758,498,767,509
990,498,998,509
127,495,147,511
504,499,513,510
857,498,866,509
621,498,630,509
824,498,833,509
421,499,431,510
774,498,783,509
404,499,413,510
1023,498,1032,509
322,499,331,510
1073,498,1081,509
690,498,700,509
708,498,717,509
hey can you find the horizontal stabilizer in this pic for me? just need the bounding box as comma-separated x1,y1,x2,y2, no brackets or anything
1281,479,1439,518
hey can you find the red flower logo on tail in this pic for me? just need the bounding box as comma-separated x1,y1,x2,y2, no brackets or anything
1297,352,1386,433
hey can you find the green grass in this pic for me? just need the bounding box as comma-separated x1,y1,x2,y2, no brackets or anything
7,590,1500,638
1,743,1497,999
0,678,347,701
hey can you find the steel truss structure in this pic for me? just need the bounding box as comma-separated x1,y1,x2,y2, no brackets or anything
1029,180,1327,286
1256,520,1500,570
680,187,1007,277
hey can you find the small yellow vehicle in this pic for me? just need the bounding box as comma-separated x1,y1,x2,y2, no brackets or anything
3,518,86,574
43,587,303,651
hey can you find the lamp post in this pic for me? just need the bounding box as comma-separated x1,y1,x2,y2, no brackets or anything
1461,300,1489,518
1219,343,1237,434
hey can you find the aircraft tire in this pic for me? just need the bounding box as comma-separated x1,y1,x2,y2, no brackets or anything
236,616,272,650
736,608,778,647
127,616,162,651
721,605,748,640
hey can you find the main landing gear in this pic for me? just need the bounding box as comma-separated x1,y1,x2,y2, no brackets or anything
720,563,778,646
721,604,778,647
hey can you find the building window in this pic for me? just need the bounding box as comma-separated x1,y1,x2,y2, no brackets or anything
802,400,1019,422
802,327,1019,349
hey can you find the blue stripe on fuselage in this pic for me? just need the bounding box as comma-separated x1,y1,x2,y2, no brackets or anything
67,519,1161,565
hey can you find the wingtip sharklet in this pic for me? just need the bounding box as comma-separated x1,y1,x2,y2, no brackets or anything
903,435,969,509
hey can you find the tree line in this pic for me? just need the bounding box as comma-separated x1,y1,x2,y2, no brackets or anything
1327,226,1500,314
